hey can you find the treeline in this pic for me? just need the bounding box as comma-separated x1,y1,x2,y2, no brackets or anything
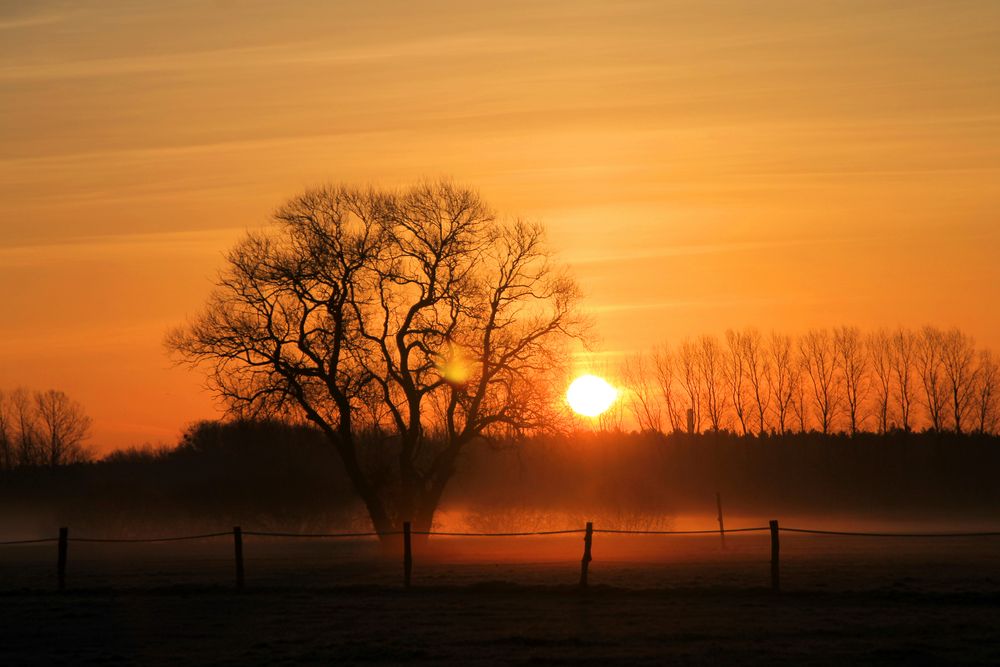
3,420,1000,536
0,420,364,534
0,388,92,469
615,326,998,437
448,430,1000,524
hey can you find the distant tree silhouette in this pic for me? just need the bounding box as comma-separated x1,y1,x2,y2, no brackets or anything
834,326,867,435
676,339,702,432
652,344,683,433
698,335,726,432
974,350,999,434
0,388,92,468
866,329,894,434
621,353,662,433
723,329,751,435
168,181,584,536
891,328,917,432
769,332,797,434
800,329,840,435
619,326,997,437
916,326,948,431
34,390,92,467
941,328,977,434
742,328,772,436
0,391,12,470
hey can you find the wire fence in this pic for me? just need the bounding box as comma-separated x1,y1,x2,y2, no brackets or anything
2,520,999,592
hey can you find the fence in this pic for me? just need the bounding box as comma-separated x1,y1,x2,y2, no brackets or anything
4,520,1000,593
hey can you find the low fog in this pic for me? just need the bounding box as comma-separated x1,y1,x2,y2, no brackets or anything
2,420,999,540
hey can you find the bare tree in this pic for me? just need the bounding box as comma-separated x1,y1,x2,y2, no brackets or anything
790,360,810,433
11,388,39,467
743,328,772,435
698,334,727,432
891,328,917,432
621,354,662,433
168,182,584,536
647,326,997,437
866,329,894,434
799,329,840,434
676,339,702,433
915,326,948,431
723,329,750,435
0,391,12,470
598,386,627,432
940,328,977,434
834,325,867,435
652,344,682,433
769,332,797,434
974,350,999,434
33,390,92,467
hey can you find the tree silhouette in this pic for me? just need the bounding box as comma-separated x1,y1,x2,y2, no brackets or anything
168,182,584,536
867,329,894,434
769,332,797,434
0,388,92,468
891,328,917,432
620,325,997,437
34,390,92,467
800,329,840,435
916,326,948,431
941,328,977,434
834,326,867,435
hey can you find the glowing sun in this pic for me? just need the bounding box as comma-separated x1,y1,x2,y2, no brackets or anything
566,374,618,417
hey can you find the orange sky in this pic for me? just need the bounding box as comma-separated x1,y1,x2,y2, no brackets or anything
2,1,999,452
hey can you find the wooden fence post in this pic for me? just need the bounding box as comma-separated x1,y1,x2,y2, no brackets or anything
579,522,593,588
769,520,780,592
233,526,244,591
57,527,68,592
716,492,726,549
403,521,412,588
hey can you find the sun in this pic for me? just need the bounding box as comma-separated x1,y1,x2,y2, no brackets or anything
566,374,618,417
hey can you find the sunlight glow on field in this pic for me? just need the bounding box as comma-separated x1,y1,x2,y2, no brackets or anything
566,374,618,417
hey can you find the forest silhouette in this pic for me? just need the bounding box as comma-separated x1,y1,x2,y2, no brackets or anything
2,419,999,538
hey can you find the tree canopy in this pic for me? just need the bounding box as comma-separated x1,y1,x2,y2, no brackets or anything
168,181,585,534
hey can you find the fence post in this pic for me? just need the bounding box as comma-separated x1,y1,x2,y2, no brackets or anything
403,521,413,588
233,526,244,591
57,527,68,592
769,520,780,592
579,522,593,588
716,492,726,549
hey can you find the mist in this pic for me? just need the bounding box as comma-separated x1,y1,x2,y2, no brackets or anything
3,420,998,541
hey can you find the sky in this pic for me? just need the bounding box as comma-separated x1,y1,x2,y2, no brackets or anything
1,0,999,452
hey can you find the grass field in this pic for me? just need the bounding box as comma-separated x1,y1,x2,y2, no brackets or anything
1,528,999,664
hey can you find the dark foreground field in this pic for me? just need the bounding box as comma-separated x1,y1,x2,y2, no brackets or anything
3,586,1000,666
1,531,999,665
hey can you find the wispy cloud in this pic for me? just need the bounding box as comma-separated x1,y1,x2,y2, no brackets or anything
564,237,833,266
0,9,68,31
0,228,244,266
0,33,535,82
584,296,796,315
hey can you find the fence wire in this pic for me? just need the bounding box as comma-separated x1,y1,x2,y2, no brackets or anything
243,530,389,539
69,532,232,544
412,529,587,537
780,527,1000,538
0,537,59,546
594,526,768,535
3,525,1000,545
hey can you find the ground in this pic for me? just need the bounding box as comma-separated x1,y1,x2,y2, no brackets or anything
2,586,999,665
1,532,999,664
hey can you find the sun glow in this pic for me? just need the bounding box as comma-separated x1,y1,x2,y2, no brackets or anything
566,374,618,417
